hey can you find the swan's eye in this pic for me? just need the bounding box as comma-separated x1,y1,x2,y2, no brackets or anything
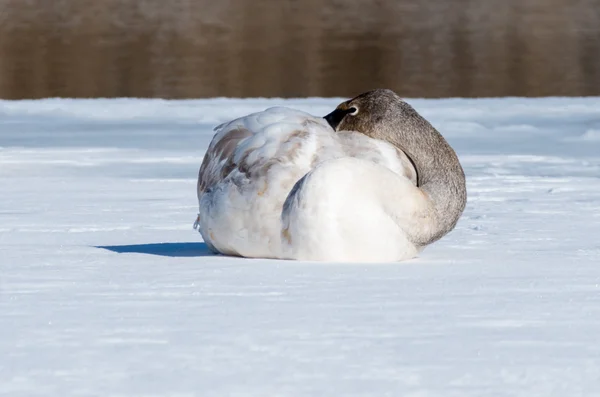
348,107,358,115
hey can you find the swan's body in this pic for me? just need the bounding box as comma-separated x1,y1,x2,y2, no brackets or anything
196,107,419,261
196,89,466,262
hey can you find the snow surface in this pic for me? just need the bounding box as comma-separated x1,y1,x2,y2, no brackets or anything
1,97,600,396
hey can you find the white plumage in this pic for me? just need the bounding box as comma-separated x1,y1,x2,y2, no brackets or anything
195,106,425,262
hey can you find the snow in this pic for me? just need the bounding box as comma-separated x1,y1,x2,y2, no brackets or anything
1,96,600,396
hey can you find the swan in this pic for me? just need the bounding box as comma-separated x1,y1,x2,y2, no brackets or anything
194,89,466,262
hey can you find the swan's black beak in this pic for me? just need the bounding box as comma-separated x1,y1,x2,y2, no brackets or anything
324,108,347,131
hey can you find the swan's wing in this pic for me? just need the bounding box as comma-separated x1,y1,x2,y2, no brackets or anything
197,106,332,198
196,107,338,258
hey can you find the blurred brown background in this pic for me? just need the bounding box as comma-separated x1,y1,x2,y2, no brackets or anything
0,0,599,99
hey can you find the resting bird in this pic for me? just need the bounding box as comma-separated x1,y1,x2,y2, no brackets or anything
194,89,466,262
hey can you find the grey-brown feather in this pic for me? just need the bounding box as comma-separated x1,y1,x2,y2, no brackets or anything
197,127,252,196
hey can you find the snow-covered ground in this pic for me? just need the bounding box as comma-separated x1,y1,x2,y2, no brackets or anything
1,97,600,396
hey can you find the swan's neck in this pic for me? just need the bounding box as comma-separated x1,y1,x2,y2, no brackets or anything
388,123,467,245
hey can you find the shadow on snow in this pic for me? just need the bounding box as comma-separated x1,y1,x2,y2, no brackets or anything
96,242,215,257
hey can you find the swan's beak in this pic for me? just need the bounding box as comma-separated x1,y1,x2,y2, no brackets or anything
324,108,346,131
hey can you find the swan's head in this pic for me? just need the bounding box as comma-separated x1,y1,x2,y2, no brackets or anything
323,88,415,140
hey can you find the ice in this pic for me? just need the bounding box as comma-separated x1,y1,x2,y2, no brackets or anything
1,97,600,396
